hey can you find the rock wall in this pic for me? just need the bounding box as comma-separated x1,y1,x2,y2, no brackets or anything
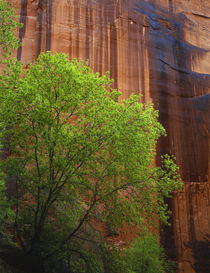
8,0,210,272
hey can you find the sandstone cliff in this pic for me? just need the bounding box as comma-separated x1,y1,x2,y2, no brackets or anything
8,0,210,272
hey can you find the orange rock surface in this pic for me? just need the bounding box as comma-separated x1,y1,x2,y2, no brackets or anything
8,0,210,272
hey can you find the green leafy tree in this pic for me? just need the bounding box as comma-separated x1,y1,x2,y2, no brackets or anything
0,52,182,272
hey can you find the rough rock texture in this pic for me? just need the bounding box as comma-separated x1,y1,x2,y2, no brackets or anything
8,0,210,272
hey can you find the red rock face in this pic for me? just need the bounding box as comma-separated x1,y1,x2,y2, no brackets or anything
8,0,210,272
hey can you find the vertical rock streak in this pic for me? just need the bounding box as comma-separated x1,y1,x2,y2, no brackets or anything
37,0,44,57
45,0,52,51
17,0,28,60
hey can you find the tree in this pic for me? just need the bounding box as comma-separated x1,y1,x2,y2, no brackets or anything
0,51,182,272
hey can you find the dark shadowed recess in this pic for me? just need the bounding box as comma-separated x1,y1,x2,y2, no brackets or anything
132,0,209,269
185,234,210,273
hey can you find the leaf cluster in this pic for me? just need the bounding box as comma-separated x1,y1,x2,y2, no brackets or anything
119,233,175,273
0,0,21,63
